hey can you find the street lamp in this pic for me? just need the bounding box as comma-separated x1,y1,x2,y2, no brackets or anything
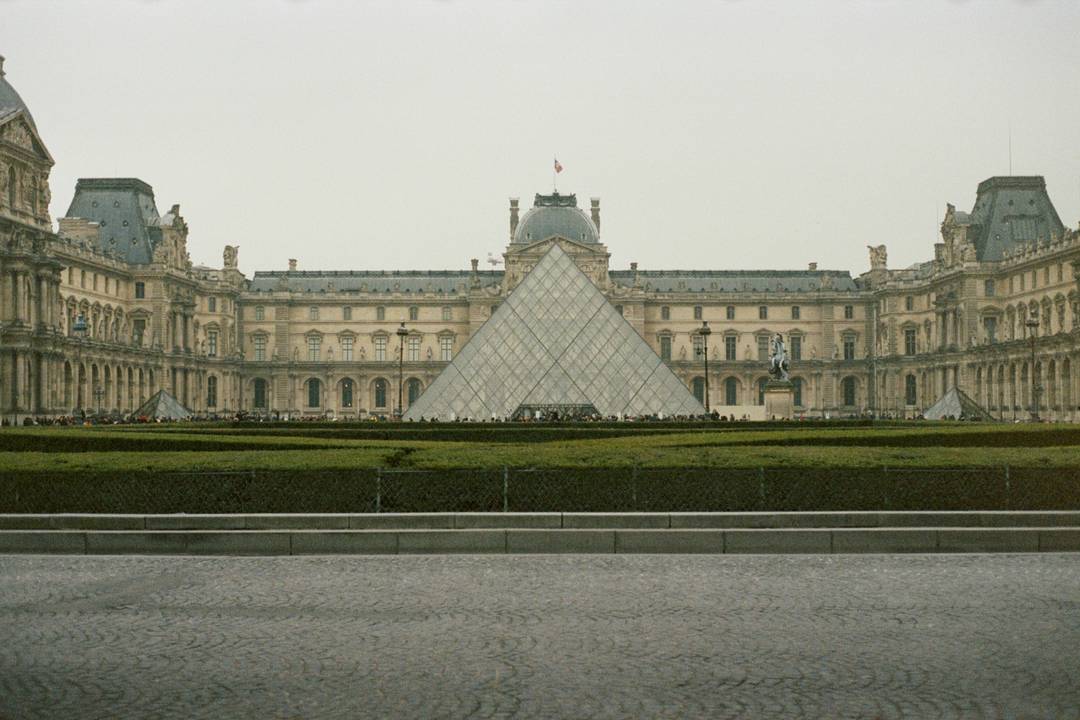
93,384,105,416
1025,316,1040,421
73,313,88,414
396,321,408,420
699,320,711,413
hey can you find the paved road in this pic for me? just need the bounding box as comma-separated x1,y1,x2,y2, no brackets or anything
0,554,1077,719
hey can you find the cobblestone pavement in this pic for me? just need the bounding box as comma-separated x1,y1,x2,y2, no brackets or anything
0,555,1078,720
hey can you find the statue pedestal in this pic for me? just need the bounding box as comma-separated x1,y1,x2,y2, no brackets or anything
763,379,794,420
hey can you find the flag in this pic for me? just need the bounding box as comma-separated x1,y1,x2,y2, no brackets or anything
553,158,563,173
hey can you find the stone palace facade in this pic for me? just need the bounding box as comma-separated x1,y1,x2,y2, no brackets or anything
2,56,1079,422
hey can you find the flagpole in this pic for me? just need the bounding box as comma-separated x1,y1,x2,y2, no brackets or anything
553,155,556,193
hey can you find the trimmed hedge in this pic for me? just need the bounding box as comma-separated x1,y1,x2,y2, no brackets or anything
2,466,1078,514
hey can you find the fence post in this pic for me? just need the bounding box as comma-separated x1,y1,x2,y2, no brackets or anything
375,467,382,514
502,466,509,513
1004,464,1010,510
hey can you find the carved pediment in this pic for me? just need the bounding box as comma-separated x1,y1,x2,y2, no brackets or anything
0,113,54,164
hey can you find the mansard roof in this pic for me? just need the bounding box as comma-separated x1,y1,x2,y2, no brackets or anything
248,270,503,294
63,178,162,264
610,269,858,293
963,176,1066,262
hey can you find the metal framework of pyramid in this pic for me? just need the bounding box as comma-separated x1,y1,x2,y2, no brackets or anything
133,389,193,420
923,387,994,421
405,244,705,420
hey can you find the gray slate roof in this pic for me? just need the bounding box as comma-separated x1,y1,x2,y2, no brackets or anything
63,179,162,264
610,269,858,293
963,176,1065,262
248,270,503,294
0,58,36,129
513,193,599,245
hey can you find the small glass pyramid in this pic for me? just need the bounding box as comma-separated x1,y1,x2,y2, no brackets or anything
404,244,705,420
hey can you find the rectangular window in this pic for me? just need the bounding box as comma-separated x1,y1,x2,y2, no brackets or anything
409,306,419,321
1058,263,1064,282
904,328,917,356
442,306,452,321
693,306,702,320
614,305,623,317
309,306,319,321
693,334,704,361
757,336,769,362
342,336,354,361
67,268,73,285
1044,267,1050,285
661,306,670,321
725,335,736,361
790,335,802,361
208,330,218,357
255,306,264,321
791,306,800,320
984,279,995,297
1019,274,1025,291
93,274,98,291
375,336,387,361
343,306,352,321
440,336,453,361
726,306,735,320
307,336,321,361
104,277,109,294
377,306,386,321
844,305,854,319
80,270,86,289
660,335,672,361
758,306,768,320
206,377,217,408
984,317,997,344
843,336,856,360
208,297,216,312
905,295,914,311
134,281,145,299
133,319,145,347
254,336,266,361
407,336,420,361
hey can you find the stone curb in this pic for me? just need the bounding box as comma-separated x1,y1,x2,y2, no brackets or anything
1,527,1078,555
3,511,1080,531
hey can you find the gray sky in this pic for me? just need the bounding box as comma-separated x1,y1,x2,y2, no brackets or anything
3,0,1079,276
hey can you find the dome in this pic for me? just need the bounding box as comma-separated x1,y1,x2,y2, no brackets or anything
513,192,599,245
0,56,36,128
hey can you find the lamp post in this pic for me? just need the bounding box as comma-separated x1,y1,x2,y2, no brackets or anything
699,320,711,413
93,384,105,416
1025,316,1040,421
73,313,88,414
396,321,408,420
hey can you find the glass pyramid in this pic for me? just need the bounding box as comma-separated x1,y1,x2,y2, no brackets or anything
404,244,705,420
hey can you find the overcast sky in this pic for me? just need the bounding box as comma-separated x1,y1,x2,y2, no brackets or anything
3,0,1079,277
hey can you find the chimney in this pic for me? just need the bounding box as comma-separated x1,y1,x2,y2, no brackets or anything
808,262,817,271
471,258,479,273
0,55,6,78
590,197,601,234
934,243,945,263
509,198,520,240
288,258,297,271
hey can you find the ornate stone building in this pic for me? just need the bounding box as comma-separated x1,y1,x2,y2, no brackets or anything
1,57,1078,422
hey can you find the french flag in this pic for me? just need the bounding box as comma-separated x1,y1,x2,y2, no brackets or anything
553,158,563,173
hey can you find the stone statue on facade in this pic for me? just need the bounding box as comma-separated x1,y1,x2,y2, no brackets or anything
769,334,789,381
223,245,239,269
867,244,887,270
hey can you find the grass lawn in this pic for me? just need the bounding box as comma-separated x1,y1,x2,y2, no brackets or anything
2,422,1079,473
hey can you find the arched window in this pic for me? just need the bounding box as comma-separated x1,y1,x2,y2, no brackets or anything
691,377,705,404
724,377,738,406
407,378,422,406
307,379,321,408
253,379,268,409
757,378,768,405
905,374,917,406
842,377,857,407
792,378,803,407
374,379,388,408
341,379,354,408
206,376,217,408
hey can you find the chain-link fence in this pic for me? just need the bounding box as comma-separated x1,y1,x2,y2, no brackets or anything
1,465,1077,514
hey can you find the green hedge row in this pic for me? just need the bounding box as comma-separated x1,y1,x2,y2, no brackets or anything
2,466,1077,513
0,434,337,453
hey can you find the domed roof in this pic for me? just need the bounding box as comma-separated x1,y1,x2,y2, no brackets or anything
0,56,36,128
513,192,599,245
